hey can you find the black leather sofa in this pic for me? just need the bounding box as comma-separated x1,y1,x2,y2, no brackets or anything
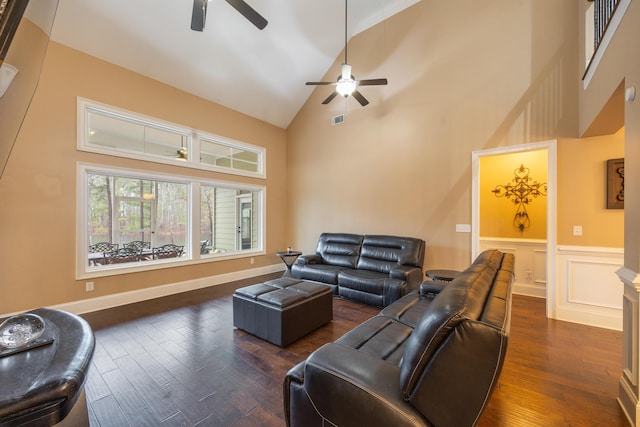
284,249,514,427
290,233,425,307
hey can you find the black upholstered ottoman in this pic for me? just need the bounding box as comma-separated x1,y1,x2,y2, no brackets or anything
233,277,332,347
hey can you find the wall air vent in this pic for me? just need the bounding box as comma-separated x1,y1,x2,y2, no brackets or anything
331,114,344,126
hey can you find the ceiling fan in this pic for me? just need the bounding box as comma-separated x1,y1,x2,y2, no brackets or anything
305,0,388,106
191,0,268,32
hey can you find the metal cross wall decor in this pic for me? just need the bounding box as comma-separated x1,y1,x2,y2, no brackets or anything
492,164,547,232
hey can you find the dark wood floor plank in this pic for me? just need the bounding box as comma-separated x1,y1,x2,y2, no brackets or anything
113,354,179,422
90,394,132,427
81,273,628,427
100,367,153,422
85,362,112,404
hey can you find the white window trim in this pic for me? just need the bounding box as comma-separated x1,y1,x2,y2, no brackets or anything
77,97,266,179
77,162,266,280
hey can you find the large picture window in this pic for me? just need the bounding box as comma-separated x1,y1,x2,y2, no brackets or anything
78,164,264,278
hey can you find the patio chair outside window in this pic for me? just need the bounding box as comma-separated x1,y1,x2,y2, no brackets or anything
153,244,184,259
105,247,141,264
89,242,118,253
125,241,151,251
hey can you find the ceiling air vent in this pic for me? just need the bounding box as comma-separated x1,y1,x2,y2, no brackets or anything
331,114,345,126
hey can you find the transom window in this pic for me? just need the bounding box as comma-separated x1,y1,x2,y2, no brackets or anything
78,164,264,278
77,98,265,178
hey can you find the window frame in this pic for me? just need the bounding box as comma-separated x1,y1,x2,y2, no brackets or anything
77,97,266,179
77,163,266,279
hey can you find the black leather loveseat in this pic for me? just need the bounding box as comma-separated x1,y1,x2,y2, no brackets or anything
290,233,425,307
284,249,514,427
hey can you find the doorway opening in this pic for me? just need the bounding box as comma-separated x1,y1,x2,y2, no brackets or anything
472,140,557,318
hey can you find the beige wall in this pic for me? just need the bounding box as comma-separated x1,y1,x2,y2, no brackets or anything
287,0,579,270
558,131,624,247
480,150,548,240
577,0,640,269
0,42,287,314
0,19,49,177
3,0,632,314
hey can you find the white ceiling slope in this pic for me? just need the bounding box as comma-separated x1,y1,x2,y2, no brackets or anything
50,0,420,129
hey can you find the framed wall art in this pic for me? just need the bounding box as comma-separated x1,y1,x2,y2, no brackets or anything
607,158,624,209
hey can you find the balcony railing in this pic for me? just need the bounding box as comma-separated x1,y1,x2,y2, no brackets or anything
592,0,621,51
583,0,624,83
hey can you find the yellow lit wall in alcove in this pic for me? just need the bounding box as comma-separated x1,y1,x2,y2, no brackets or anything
480,150,548,239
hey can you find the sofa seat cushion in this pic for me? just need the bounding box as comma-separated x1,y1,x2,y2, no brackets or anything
334,316,413,365
379,292,432,329
338,269,402,294
291,264,344,285
338,269,408,307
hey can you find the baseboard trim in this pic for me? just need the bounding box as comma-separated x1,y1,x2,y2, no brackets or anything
513,282,546,298
619,375,638,426
51,264,285,315
555,304,622,331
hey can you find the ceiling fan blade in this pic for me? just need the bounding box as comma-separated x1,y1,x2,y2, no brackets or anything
322,92,339,105
306,81,335,86
351,90,370,106
226,0,268,30
191,0,207,32
358,78,388,86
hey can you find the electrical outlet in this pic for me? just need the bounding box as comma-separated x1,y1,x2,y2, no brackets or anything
573,225,583,236
455,224,472,233
86,281,94,292
250,257,254,265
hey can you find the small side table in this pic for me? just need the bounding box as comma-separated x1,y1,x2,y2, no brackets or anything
425,269,461,282
276,250,302,276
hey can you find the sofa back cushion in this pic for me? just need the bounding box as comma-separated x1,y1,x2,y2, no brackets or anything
316,233,364,269
356,235,425,274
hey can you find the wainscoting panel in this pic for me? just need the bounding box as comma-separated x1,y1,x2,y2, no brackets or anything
479,238,547,298
556,246,624,331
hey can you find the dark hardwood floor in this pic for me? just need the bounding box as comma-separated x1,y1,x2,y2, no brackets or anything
81,273,629,426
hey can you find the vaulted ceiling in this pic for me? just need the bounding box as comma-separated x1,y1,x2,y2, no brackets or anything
50,0,420,128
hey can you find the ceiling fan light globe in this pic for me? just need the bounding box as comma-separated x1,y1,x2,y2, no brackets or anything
336,79,357,97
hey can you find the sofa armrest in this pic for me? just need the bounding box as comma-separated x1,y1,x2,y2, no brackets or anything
301,343,426,426
419,280,446,299
389,266,424,290
296,254,322,265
